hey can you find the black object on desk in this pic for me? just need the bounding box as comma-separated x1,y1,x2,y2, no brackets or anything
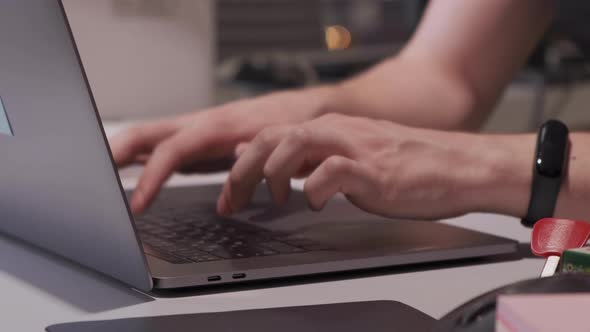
435,274,590,332
47,301,435,332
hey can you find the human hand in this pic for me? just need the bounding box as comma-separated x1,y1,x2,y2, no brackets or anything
217,114,535,220
110,87,336,214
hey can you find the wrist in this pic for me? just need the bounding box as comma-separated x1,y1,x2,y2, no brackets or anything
460,133,536,217
554,134,589,219
300,85,343,119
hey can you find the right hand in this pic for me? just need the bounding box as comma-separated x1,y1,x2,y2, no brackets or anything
110,87,335,214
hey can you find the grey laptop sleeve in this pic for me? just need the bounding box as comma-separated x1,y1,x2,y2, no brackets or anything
47,301,435,332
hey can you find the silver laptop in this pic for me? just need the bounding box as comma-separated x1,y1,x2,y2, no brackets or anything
0,0,517,292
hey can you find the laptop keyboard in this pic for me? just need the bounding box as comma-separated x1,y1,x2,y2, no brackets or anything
136,210,326,264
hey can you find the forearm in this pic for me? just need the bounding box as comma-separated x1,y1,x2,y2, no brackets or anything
322,57,479,130
462,133,590,220
315,0,553,130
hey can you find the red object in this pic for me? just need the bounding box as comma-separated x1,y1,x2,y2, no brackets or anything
531,218,590,257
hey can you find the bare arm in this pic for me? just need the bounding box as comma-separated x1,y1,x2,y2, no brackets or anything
465,132,590,221
320,0,554,130
112,0,555,213
554,134,590,219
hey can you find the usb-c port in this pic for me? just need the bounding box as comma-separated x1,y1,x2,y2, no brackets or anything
207,275,222,282
232,273,246,279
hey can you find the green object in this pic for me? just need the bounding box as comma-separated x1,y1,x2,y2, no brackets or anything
561,247,590,273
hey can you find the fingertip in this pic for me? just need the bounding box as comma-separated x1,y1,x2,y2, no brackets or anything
223,175,255,215
217,183,229,215
303,183,326,212
111,148,127,168
266,180,290,207
216,194,226,216
109,136,135,168
217,193,232,216
130,191,145,215
307,200,325,212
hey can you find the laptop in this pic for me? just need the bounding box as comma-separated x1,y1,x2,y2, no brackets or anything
0,0,518,292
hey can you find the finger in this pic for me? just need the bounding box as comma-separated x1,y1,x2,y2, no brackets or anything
132,109,259,214
294,160,320,178
263,127,342,205
135,154,151,164
132,124,228,214
264,125,355,202
131,137,188,214
303,156,375,211
216,181,232,216
263,129,309,205
218,126,292,215
109,120,179,168
235,142,249,158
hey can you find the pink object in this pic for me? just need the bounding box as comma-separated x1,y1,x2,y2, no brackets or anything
531,218,590,258
496,294,590,332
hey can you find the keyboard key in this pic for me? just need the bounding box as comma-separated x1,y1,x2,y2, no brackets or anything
259,241,305,254
136,210,320,264
258,248,279,256
144,245,192,264
208,248,232,259
186,253,220,263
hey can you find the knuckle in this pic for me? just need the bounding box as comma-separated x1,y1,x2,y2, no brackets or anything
124,126,146,144
323,156,351,175
287,127,311,146
152,142,172,156
263,163,278,179
318,113,340,122
254,128,278,150
153,142,182,163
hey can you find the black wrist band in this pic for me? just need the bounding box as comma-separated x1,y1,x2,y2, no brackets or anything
521,119,569,227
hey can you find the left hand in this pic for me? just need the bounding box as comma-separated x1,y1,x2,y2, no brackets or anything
217,113,533,220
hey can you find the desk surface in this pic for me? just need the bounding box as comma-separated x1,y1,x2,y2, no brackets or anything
0,123,543,331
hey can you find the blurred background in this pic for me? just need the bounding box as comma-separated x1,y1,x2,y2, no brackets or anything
62,0,590,133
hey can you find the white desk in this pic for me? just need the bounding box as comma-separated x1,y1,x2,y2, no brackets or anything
0,124,544,331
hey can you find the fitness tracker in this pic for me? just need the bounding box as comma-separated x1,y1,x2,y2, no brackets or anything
521,119,569,227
